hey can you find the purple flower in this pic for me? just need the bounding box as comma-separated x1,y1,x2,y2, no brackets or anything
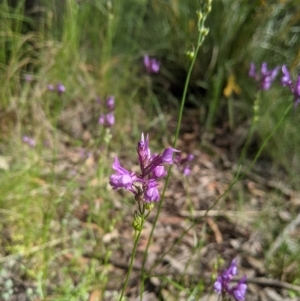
98,95,115,127
174,153,194,176
98,114,105,125
47,83,66,95
106,112,115,126
249,62,279,90
143,147,180,177
109,157,136,192
144,181,160,202
109,133,179,203
106,96,115,110
22,136,36,147
57,83,66,95
144,54,160,74
98,112,115,127
214,259,247,301
233,277,247,301
281,65,300,108
153,165,166,178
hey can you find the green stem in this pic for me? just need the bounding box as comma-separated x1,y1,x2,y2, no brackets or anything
238,91,260,165
139,7,210,300
119,218,144,301
206,103,292,214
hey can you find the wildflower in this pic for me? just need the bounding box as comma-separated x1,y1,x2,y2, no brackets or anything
106,96,115,110
144,54,160,74
109,133,179,203
174,153,194,176
249,62,279,90
144,181,160,202
281,65,300,108
109,157,136,192
99,95,115,128
214,259,247,301
98,112,115,127
22,136,36,147
57,83,66,95
47,83,65,95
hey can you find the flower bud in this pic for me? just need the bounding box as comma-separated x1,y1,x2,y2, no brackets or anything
144,203,154,211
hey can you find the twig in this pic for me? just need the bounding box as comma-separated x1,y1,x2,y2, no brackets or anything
245,277,300,293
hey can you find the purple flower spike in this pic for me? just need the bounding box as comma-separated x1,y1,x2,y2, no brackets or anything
98,95,115,127
281,65,300,108
144,54,160,74
109,133,180,203
249,62,279,90
214,259,247,301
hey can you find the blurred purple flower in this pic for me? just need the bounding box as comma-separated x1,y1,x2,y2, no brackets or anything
106,96,115,110
281,65,300,108
214,259,247,301
106,112,115,126
174,153,194,176
109,133,179,203
57,83,66,95
98,112,115,127
47,83,65,95
249,62,279,90
98,95,115,127
22,136,36,147
24,74,32,82
144,54,160,74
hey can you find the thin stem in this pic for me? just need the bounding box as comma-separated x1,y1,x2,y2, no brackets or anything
118,218,144,301
238,90,261,165
139,8,209,300
205,103,292,214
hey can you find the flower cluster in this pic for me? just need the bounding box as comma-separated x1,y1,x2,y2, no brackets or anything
174,153,194,176
214,259,247,301
144,54,160,74
109,133,179,202
47,83,66,95
249,62,279,90
98,96,115,127
22,136,36,147
281,65,300,108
